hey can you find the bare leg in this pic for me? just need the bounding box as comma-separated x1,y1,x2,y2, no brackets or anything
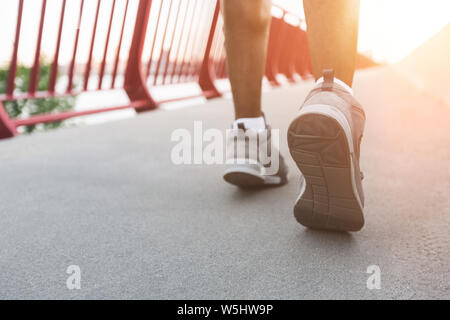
220,0,271,119
303,0,360,87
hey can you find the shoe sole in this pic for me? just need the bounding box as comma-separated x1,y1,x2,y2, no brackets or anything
287,104,364,232
223,165,284,188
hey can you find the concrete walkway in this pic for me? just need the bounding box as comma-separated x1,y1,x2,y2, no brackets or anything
0,67,449,299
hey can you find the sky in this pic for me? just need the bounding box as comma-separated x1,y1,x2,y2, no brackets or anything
0,0,449,67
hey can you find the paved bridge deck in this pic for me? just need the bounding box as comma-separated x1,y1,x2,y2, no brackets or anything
0,67,449,299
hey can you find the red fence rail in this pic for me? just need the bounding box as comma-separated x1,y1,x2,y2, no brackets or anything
0,0,312,139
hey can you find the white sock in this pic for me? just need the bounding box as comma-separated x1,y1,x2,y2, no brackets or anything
233,116,266,131
316,77,354,95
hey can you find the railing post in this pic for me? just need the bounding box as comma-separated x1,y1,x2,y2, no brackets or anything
279,23,298,82
0,0,21,139
124,0,158,113
265,17,281,85
0,102,17,139
294,28,313,79
198,0,221,99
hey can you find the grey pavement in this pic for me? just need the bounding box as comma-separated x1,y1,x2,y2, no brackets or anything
0,67,449,299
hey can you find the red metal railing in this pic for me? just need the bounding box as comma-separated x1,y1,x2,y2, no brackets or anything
0,0,312,139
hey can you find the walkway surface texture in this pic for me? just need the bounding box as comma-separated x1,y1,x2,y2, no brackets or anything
1,66,449,299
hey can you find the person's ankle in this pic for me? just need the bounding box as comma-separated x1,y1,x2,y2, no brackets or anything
233,116,266,131
316,77,354,95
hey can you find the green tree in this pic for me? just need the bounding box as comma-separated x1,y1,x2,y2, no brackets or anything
0,61,76,133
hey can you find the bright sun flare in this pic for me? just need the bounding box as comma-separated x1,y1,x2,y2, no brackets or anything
0,0,449,65
275,0,450,63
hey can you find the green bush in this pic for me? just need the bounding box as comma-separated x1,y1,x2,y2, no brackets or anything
0,62,76,133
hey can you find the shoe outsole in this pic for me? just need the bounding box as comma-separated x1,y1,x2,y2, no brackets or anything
223,171,266,188
288,107,364,232
223,166,287,189
223,169,287,189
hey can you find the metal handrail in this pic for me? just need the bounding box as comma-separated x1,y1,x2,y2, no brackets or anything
0,0,312,139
